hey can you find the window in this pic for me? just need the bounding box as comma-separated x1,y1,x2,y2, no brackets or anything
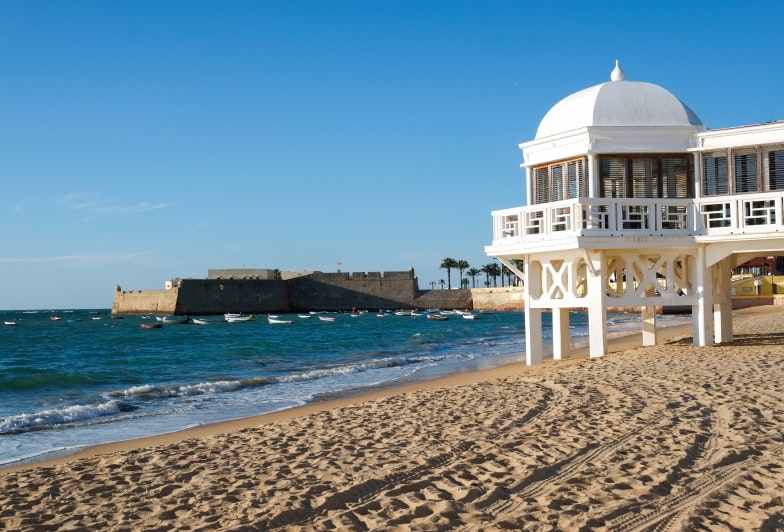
632,158,658,198
661,157,690,198
531,157,587,205
600,158,627,198
765,148,784,191
703,152,729,196
534,167,549,204
599,155,692,199
551,164,564,202
734,149,758,194
567,159,586,198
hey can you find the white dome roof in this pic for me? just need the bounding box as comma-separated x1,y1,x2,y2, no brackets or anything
535,61,703,139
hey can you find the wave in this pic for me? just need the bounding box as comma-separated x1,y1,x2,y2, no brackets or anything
0,346,500,436
0,400,138,435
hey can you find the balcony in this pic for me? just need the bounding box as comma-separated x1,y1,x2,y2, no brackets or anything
489,191,784,250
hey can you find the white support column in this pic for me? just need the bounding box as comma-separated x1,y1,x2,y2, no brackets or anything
692,245,714,347
641,305,657,346
588,154,598,198
525,307,543,365
524,258,544,365
693,152,703,200
551,307,570,360
586,251,607,358
713,258,733,343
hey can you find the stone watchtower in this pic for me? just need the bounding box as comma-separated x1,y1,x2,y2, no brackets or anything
486,61,784,364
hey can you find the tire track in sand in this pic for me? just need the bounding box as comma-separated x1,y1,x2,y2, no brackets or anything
261,381,565,530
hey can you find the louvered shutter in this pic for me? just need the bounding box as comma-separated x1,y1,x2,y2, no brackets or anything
551,164,564,202
767,149,784,191
661,157,690,198
534,167,549,204
703,153,728,196
733,150,758,194
600,158,627,198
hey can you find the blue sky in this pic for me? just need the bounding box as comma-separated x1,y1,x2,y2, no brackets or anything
1,0,782,310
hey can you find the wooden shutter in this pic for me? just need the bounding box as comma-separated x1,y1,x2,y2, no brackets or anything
767,149,784,191
733,149,758,194
600,158,627,198
703,153,728,196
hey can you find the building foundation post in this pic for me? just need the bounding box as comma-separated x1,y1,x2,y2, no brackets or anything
587,251,607,358
642,305,657,346
524,258,544,365
552,307,570,360
693,246,714,347
713,258,733,344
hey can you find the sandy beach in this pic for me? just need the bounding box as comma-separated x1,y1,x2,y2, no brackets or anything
3,306,784,530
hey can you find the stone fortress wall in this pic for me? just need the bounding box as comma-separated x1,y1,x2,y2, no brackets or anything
111,269,481,315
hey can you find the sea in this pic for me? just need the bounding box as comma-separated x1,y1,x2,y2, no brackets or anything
0,308,691,467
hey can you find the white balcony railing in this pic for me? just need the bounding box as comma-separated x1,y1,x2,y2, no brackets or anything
490,191,784,245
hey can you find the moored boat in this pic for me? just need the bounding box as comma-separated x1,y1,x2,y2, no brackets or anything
319,316,336,322
226,314,255,323
141,322,163,329
4,321,18,326
268,317,293,324
161,316,189,325
192,318,222,325
427,313,449,321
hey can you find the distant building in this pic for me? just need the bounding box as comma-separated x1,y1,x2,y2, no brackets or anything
486,61,784,364
207,269,275,280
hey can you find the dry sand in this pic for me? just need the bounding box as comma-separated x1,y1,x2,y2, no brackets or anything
3,306,784,531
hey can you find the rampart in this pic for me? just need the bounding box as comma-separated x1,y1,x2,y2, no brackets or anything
111,270,476,315
285,271,421,311
111,288,180,315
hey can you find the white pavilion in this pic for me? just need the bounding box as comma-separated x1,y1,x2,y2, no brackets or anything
485,61,784,364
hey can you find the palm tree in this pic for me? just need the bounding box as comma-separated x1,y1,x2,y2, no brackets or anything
511,259,525,286
466,267,481,288
456,260,469,289
483,262,501,287
440,258,458,289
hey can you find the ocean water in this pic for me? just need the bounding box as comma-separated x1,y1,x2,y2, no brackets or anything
0,308,689,467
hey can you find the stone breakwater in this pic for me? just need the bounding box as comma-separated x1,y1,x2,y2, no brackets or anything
112,270,477,315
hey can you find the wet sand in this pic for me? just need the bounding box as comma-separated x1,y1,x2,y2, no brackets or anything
3,306,784,530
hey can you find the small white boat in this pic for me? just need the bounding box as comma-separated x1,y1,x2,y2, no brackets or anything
4,321,18,326
226,314,255,323
298,314,312,319
268,317,293,324
319,316,336,322
462,313,479,320
427,313,449,321
192,318,222,325
394,310,412,316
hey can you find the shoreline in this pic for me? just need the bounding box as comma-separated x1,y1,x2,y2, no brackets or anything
6,305,784,529
1,314,692,474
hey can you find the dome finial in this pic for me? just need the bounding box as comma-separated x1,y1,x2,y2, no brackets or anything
610,59,625,82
